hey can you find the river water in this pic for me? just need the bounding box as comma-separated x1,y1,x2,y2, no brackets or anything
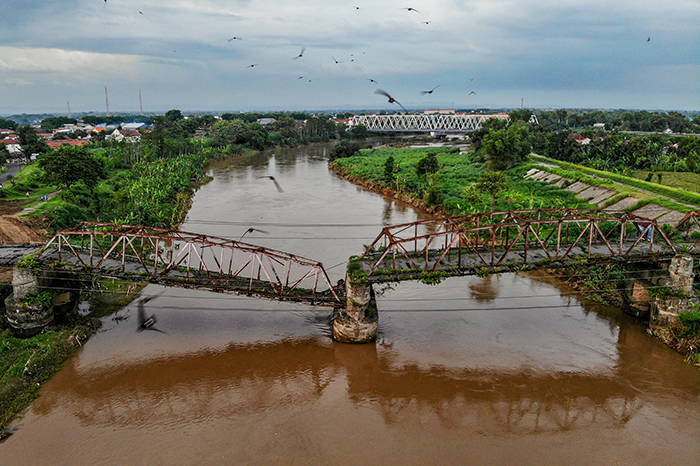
2,144,699,465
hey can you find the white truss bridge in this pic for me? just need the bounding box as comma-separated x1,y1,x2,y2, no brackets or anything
347,113,511,132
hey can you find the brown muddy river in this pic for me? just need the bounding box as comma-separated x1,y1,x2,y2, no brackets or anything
2,143,699,465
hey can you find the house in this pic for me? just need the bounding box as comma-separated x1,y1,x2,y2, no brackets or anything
257,118,276,126
45,139,90,150
122,122,147,131
109,128,141,143
0,137,22,155
569,134,591,145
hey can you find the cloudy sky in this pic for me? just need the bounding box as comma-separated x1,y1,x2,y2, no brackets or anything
1,0,698,115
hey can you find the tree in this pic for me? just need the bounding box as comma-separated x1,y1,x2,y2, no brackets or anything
384,155,396,182
480,123,531,171
0,143,10,161
164,109,183,122
475,172,510,210
17,125,49,155
329,140,360,160
416,152,438,176
209,120,250,147
350,124,369,139
38,145,105,188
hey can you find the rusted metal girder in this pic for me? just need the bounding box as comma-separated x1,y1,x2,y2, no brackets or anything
361,209,679,275
36,222,341,304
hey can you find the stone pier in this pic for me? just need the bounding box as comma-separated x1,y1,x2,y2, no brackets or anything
5,266,78,337
650,254,699,326
331,278,378,343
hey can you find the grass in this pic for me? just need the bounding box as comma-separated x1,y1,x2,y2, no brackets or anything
331,148,592,216
0,317,101,432
634,170,700,194
531,154,700,208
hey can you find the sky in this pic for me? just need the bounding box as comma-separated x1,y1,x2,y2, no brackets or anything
0,0,698,115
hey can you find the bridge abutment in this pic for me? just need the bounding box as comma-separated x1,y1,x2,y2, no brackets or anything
332,278,378,343
649,254,699,326
5,266,78,337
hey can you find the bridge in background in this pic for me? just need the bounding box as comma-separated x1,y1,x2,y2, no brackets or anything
347,113,510,132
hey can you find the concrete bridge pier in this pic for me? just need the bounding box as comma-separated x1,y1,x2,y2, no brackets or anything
5,266,78,337
650,254,699,326
332,278,378,343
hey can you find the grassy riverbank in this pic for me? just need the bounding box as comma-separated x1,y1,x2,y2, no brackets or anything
330,146,591,215
0,279,144,437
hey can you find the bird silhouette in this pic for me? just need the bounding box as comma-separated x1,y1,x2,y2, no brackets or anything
375,89,407,112
298,76,304,79
332,56,343,64
353,6,362,10
227,36,242,42
401,7,419,12
258,175,284,192
368,78,378,83
293,46,306,60
239,228,270,241
647,37,651,42
136,293,166,334
421,85,440,95
247,64,258,68
422,21,431,24
139,10,143,15
469,91,476,95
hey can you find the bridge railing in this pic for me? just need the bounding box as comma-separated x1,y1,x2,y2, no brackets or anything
36,223,341,304
361,209,677,275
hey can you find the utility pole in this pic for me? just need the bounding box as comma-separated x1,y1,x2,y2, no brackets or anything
105,87,110,116
139,89,143,115
67,101,71,117
521,97,524,109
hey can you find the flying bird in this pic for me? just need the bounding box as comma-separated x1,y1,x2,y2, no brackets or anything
375,89,407,112
422,21,431,24
239,228,270,241
647,37,651,42
258,175,284,193
227,36,242,42
469,91,476,95
136,293,166,334
247,64,258,68
139,10,143,15
368,78,378,83
353,6,362,10
298,76,304,79
402,7,419,12
332,56,343,64
293,46,307,60
421,85,441,95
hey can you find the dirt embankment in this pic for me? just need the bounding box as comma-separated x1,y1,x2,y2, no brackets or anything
0,201,45,244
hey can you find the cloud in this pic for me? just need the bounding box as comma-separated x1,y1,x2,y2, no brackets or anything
0,46,139,75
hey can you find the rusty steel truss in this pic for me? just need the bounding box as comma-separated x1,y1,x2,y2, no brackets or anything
36,222,341,304
361,209,681,275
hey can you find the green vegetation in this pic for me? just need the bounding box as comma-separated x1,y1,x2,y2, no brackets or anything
0,318,101,432
531,154,700,208
679,310,700,336
331,147,590,215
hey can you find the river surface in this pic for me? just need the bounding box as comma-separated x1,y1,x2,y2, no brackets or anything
3,143,700,465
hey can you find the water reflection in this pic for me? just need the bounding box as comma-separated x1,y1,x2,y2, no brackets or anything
29,320,698,436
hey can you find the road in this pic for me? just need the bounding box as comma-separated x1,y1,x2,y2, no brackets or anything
0,162,23,186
